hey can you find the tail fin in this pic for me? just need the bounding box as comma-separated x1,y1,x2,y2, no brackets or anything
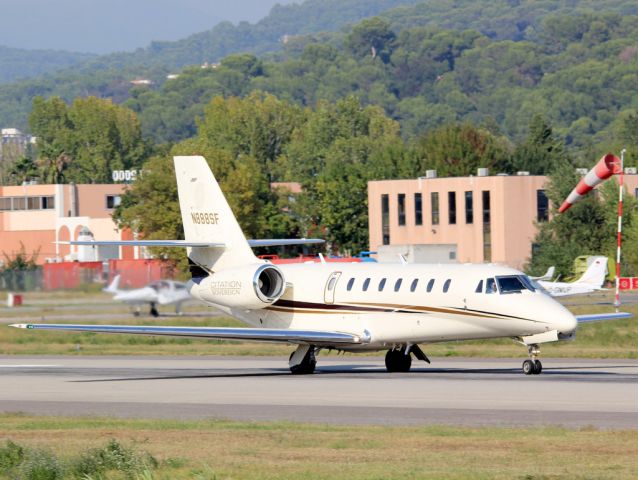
173,156,258,271
103,274,121,294
575,256,608,287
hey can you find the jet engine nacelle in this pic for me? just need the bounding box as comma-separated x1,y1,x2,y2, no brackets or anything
189,263,286,310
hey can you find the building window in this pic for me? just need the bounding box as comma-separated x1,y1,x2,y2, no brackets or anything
378,278,387,291
106,195,121,209
414,193,423,226
537,189,548,222
410,279,419,292
347,278,355,291
448,191,456,224
394,279,403,292
426,279,435,292
0,198,12,211
381,194,390,245
482,190,491,262
443,279,451,293
465,191,473,224
42,196,55,209
397,193,406,226
362,278,370,291
431,192,439,225
27,197,40,210
12,197,26,210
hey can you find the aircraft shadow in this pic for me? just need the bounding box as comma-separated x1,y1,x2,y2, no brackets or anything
70,363,638,382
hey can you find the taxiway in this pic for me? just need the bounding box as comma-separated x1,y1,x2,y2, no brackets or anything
2,355,638,428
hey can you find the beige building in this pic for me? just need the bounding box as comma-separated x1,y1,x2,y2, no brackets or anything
368,172,638,270
0,183,138,264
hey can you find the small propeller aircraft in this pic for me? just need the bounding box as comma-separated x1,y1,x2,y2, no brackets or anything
537,257,608,297
11,157,631,375
103,275,192,317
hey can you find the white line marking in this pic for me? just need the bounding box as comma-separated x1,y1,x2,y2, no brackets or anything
0,365,59,368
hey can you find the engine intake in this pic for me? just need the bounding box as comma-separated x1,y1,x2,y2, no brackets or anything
254,264,285,303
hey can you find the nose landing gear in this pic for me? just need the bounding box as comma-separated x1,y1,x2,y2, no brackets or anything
522,344,542,375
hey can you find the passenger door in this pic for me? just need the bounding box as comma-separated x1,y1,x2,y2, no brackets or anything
324,271,342,304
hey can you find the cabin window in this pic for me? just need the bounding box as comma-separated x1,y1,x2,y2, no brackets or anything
327,277,337,291
443,279,451,292
347,278,355,291
410,279,419,292
378,278,387,291
475,279,483,293
485,278,497,294
394,279,403,292
426,279,435,292
362,278,370,291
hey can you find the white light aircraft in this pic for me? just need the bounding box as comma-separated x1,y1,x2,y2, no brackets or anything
11,157,631,375
104,275,192,316
538,257,608,297
531,266,555,282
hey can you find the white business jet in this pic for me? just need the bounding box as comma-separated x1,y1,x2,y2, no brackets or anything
11,157,630,375
104,275,192,317
537,257,608,297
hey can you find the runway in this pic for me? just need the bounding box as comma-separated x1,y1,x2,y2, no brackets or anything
2,355,638,428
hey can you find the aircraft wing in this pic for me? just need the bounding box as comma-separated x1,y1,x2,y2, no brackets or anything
9,324,366,346
66,239,324,248
575,312,632,323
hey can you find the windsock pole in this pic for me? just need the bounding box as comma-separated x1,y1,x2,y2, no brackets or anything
614,149,626,309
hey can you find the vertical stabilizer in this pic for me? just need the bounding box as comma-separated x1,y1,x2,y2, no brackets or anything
575,256,608,287
173,156,258,271
103,274,121,294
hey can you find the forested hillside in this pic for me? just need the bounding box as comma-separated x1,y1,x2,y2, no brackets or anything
0,0,420,130
0,46,95,84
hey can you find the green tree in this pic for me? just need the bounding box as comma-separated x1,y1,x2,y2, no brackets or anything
346,17,396,63
511,115,568,174
411,123,512,177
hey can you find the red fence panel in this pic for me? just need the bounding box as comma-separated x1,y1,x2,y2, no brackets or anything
43,262,104,290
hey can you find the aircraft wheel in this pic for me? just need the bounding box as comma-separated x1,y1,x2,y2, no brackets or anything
385,349,412,373
150,305,159,317
289,348,316,375
522,359,535,375
533,360,543,375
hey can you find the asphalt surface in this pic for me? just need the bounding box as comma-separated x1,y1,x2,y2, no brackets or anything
1,355,638,428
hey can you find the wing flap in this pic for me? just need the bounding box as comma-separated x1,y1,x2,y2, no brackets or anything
576,312,632,323
9,324,364,346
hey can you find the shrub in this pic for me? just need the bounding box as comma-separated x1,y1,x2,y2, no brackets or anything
17,448,63,480
0,439,24,472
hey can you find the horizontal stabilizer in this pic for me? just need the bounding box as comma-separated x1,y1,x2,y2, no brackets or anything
65,238,324,248
66,240,225,247
576,312,632,323
9,324,365,346
248,238,324,247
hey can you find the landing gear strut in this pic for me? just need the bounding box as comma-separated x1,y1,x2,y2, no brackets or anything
149,303,159,317
289,345,316,375
522,344,542,375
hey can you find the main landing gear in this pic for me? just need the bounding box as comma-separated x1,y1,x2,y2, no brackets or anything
289,345,317,375
385,345,430,373
522,344,542,375
149,303,160,317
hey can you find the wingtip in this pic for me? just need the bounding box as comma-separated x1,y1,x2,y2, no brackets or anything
9,324,29,329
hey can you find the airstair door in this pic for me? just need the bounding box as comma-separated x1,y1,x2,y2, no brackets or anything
324,271,342,304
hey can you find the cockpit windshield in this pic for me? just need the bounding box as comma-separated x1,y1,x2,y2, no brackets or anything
495,275,536,294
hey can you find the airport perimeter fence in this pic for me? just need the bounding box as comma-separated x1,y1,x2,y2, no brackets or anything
0,259,176,292
0,268,43,292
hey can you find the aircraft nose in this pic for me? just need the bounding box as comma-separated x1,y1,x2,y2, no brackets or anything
553,309,578,334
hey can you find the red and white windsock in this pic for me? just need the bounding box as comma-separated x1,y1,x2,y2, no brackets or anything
558,154,621,213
